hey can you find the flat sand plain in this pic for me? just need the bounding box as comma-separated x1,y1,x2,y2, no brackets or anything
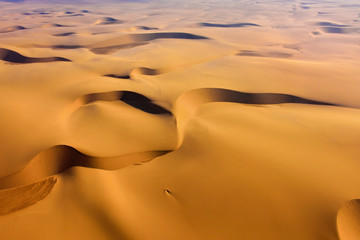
0,0,360,239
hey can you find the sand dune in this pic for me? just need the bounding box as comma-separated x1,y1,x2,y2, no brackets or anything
89,32,209,49
0,25,26,33
41,23,67,28
51,44,83,49
0,87,341,191
175,88,337,109
317,22,350,27
131,67,160,75
0,48,71,63
93,17,123,25
197,22,260,28
0,0,360,239
90,42,149,54
315,22,359,34
53,32,76,37
173,88,342,144
0,145,168,190
59,13,84,17
88,32,208,54
34,32,209,54
127,26,159,31
74,90,172,114
237,50,293,58
104,74,130,79
337,200,360,240
320,27,358,34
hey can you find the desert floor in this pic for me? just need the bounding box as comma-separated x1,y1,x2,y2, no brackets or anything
0,0,360,239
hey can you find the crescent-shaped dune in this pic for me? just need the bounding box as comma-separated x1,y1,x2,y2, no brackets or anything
0,88,342,192
93,17,123,25
0,48,71,63
0,145,168,190
0,25,26,33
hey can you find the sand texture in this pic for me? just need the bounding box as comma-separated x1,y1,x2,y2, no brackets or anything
0,0,360,239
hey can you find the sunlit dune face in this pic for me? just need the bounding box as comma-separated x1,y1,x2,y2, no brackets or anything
338,200,360,240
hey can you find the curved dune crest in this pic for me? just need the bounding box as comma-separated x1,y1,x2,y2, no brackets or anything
127,26,159,31
51,44,83,49
131,67,161,76
0,177,56,215
41,23,67,28
337,199,360,240
315,22,359,34
89,32,209,54
89,32,209,52
104,74,131,79
174,88,338,116
0,25,26,33
2,86,340,190
0,145,168,190
197,22,260,28
320,27,358,34
53,32,76,37
74,90,172,115
93,17,123,25
0,48,71,64
173,88,341,145
90,42,149,54
237,50,293,58
0,86,353,212
317,22,350,27
30,32,209,54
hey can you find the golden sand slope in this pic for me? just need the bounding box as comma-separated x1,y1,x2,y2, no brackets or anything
0,0,360,239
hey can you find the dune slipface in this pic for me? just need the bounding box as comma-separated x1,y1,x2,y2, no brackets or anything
0,25,26,33
0,48,71,63
0,0,360,240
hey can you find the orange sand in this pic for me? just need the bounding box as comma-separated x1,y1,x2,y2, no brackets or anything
0,0,360,239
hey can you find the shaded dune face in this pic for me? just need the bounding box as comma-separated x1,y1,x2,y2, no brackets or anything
174,88,338,117
75,90,172,115
51,44,83,49
132,67,161,75
89,32,209,54
316,22,359,34
90,42,149,54
53,32,76,37
337,200,360,240
197,22,260,28
320,27,358,34
128,26,159,31
0,146,168,190
93,17,123,25
0,48,71,63
34,32,209,54
317,22,350,27
41,23,67,28
103,74,131,79
237,50,293,58
0,25,26,33
173,88,341,145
